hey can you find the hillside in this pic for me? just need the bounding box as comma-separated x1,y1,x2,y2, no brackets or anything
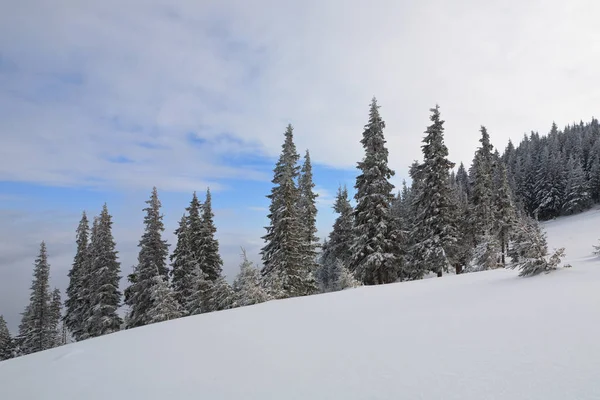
1,210,600,399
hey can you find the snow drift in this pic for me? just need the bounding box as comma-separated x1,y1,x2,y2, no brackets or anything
1,209,600,399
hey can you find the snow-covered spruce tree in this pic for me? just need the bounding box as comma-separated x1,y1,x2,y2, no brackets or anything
170,214,193,311
332,259,361,291
350,97,400,285
0,315,14,361
298,150,320,276
147,276,184,324
508,216,565,276
233,249,270,307
261,124,317,298
17,242,57,354
534,143,565,220
125,187,171,328
562,155,591,215
64,211,90,341
411,105,457,278
455,162,470,198
494,162,517,266
48,288,62,347
469,126,496,237
317,185,355,291
206,276,234,312
447,176,473,274
85,204,122,338
185,267,211,315
198,188,223,282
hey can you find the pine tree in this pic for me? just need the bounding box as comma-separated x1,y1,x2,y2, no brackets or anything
170,214,193,310
298,150,320,276
412,105,457,278
85,204,122,338
562,156,591,215
0,315,14,361
147,276,184,324
18,242,57,354
261,124,317,298
233,249,270,307
198,188,223,282
350,97,400,285
125,187,170,328
207,276,234,312
64,211,90,341
331,259,361,291
508,217,565,276
494,162,517,265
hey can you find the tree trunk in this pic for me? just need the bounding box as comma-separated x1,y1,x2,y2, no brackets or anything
455,264,463,275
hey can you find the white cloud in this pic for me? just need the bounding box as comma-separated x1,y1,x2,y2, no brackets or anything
1,0,599,189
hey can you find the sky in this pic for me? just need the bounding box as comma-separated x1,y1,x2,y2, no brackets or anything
1,0,600,332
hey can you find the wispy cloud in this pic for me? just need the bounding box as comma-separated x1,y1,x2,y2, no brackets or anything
2,1,599,192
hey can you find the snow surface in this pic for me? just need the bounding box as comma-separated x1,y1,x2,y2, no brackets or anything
2,209,600,399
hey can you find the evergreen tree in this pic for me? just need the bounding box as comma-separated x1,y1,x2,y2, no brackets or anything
411,105,457,278
447,176,473,273
64,211,90,341
186,268,212,315
18,242,56,354
330,259,361,291
85,204,122,338
494,162,517,265
49,288,62,347
317,185,355,291
198,188,223,282
534,144,565,219
170,214,193,310
147,276,184,324
469,126,495,237
508,217,566,276
455,162,471,198
261,124,317,298
233,249,270,307
562,156,591,215
298,150,320,276
350,97,400,285
207,276,235,312
125,187,170,328
0,315,14,361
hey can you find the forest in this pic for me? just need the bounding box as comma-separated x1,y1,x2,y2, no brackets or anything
4,97,593,360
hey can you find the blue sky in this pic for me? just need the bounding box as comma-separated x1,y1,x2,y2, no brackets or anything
2,0,600,331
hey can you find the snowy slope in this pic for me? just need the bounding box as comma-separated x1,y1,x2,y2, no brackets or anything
2,210,600,399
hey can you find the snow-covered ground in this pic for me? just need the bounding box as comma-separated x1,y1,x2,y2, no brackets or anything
1,210,600,399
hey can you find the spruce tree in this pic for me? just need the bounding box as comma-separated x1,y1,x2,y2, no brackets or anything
86,204,122,338
198,188,223,281
0,315,14,361
147,276,184,324
18,242,56,354
350,97,400,285
562,156,591,215
412,105,457,277
494,162,517,265
470,126,496,237
233,249,270,307
508,217,565,276
48,289,62,348
317,185,355,291
298,150,320,275
170,214,193,310
125,187,170,328
261,124,317,298
64,211,90,341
